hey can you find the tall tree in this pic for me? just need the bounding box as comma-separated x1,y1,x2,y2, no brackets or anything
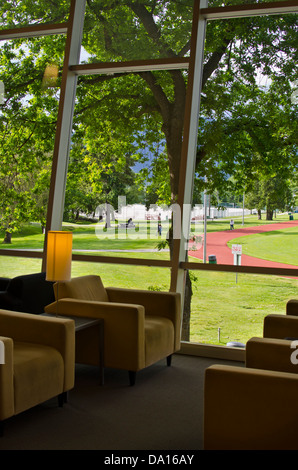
0,1,297,339
246,176,293,220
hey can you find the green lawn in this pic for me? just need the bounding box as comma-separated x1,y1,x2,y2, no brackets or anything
190,270,298,345
0,213,297,347
228,225,298,265
0,220,170,254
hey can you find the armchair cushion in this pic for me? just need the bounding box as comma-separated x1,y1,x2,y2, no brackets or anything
54,274,108,302
13,341,64,415
106,286,181,351
145,315,175,366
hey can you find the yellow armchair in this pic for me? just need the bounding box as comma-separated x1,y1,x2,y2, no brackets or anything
0,309,75,435
203,292,298,450
45,275,181,385
204,364,298,450
204,336,298,449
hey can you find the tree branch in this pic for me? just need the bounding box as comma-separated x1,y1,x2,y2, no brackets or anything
138,70,171,122
129,2,176,58
202,36,233,88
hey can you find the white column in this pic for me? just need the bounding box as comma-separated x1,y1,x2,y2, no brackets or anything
173,0,208,302
46,0,86,230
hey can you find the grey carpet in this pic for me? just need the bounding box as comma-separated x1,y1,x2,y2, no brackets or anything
0,354,241,451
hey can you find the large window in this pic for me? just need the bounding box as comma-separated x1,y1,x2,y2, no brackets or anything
80,0,194,62
0,0,297,356
0,35,65,249
185,11,298,346
188,13,298,269
190,271,298,346
64,66,191,263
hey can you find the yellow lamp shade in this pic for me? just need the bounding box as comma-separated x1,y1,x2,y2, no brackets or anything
46,231,73,282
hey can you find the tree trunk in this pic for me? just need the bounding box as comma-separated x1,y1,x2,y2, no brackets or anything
266,208,273,220
182,270,192,341
258,209,262,220
3,231,12,244
139,68,200,343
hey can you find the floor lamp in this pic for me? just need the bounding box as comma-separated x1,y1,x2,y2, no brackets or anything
46,231,73,316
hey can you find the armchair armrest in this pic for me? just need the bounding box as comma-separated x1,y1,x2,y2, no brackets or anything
287,299,298,316
204,364,298,450
0,336,14,421
0,278,10,291
246,337,298,374
264,314,298,339
105,288,181,350
45,298,146,370
0,310,75,391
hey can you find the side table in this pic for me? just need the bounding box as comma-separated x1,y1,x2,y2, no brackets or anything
42,314,104,385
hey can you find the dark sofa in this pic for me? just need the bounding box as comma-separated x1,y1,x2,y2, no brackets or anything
0,272,55,314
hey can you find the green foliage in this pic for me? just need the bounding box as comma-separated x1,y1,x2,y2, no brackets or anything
83,0,193,62
0,0,70,28
196,15,298,197
0,2,297,243
147,284,168,291
0,34,65,238
246,176,294,219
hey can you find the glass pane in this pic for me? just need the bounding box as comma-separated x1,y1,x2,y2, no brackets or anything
0,0,71,29
0,36,66,249
189,271,298,346
80,0,194,63
71,261,171,291
189,13,298,271
65,68,188,260
208,0,292,6
0,256,42,277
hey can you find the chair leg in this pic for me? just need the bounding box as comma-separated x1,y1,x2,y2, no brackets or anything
167,354,172,366
58,391,67,407
128,371,136,386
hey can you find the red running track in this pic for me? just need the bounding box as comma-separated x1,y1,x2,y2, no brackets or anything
189,221,298,269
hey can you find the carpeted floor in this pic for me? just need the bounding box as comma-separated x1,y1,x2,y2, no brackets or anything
0,353,242,451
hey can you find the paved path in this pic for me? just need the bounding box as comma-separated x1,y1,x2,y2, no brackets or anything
189,221,298,269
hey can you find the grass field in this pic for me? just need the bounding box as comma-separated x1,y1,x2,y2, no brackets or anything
228,225,298,265
190,270,298,345
0,212,297,346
